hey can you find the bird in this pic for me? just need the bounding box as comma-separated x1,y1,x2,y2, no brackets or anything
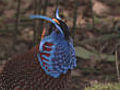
0,9,77,90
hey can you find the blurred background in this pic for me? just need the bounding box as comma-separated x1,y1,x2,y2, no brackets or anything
0,0,120,89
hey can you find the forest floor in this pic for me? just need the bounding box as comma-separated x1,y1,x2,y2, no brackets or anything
0,0,120,90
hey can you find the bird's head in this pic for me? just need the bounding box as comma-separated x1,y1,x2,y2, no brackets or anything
30,9,76,78
30,8,71,41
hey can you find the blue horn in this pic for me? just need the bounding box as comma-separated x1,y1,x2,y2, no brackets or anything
30,15,64,36
56,8,61,20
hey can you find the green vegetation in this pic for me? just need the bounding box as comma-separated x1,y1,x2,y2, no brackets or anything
85,83,120,90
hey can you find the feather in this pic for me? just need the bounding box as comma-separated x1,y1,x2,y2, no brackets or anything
37,31,77,78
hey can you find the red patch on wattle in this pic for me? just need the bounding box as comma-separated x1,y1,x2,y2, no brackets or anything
40,52,50,57
43,62,46,66
44,42,54,46
43,45,52,51
48,69,54,72
43,61,49,66
45,67,48,69
40,56,49,61
37,42,54,71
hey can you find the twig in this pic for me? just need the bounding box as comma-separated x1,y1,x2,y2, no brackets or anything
38,0,42,15
36,0,42,42
38,0,48,41
43,0,48,15
72,0,78,39
90,0,95,29
12,0,21,51
115,44,120,82
54,0,59,14
15,0,21,34
33,0,38,45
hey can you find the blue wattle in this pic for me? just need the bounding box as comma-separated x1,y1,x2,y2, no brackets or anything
37,31,77,78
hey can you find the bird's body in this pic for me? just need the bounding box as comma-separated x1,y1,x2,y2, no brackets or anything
0,9,77,90
0,46,71,90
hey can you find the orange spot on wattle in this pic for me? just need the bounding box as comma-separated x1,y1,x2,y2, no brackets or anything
52,18,60,24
